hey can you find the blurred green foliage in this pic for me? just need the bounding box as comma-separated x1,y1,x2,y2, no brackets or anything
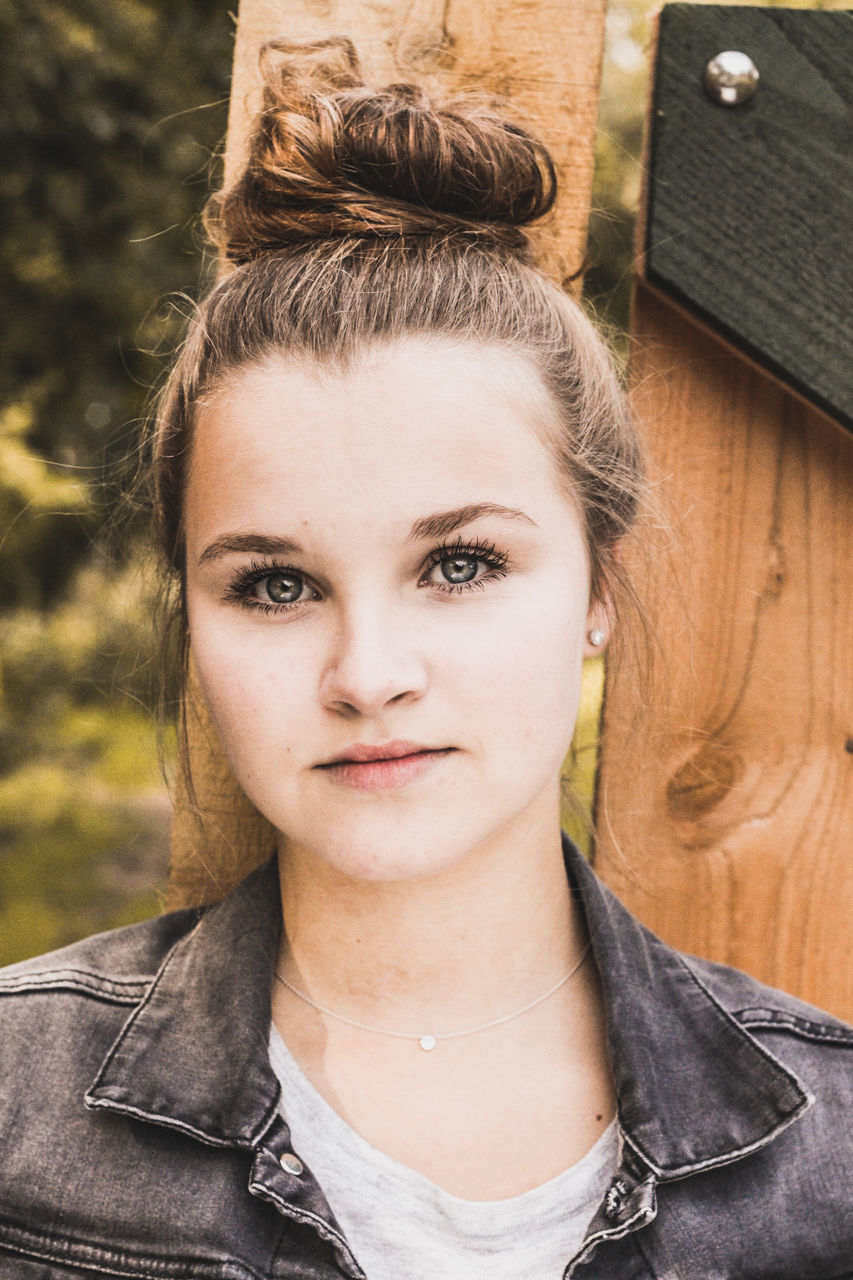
0,0,231,964
1,0,231,495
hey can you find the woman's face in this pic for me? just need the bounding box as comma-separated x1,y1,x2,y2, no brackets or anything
184,337,605,882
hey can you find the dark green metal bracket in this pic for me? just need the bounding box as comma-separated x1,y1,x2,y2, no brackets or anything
645,5,853,432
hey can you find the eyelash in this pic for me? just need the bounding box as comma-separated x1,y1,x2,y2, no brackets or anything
223,539,509,613
223,559,316,615
421,537,509,594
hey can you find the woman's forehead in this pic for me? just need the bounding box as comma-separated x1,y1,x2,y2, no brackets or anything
192,339,560,484
202,334,552,414
185,338,580,551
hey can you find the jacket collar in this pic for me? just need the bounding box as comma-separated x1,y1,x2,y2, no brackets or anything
86,858,283,1148
87,839,811,1176
565,835,811,1177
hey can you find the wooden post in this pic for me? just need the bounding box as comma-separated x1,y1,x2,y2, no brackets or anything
595,6,853,1021
168,0,609,906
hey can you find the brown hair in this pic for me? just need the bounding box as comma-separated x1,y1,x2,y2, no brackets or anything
154,36,645,903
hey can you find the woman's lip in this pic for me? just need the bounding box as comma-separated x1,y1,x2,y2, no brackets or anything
320,740,439,765
317,748,454,792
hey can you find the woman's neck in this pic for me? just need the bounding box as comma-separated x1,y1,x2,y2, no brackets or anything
274,815,586,1034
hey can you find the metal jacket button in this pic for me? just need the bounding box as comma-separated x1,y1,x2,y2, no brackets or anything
604,1177,630,1220
280,1152,304,1175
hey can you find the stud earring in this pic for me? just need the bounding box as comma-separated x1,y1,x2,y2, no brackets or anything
588,627,606,647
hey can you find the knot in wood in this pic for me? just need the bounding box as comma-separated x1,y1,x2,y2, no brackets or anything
666,740,744,821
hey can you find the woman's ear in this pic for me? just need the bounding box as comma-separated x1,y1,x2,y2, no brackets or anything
583,596,612,658
584,546,620,657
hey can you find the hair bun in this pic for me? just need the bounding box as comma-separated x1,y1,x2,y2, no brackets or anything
206,36,557,263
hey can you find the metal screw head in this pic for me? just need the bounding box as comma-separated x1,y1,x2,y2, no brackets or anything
704,50,759,106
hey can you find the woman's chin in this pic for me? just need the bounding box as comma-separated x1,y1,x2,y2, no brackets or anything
277,818,490,887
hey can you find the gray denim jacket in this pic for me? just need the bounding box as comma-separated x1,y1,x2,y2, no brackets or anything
1,836,851,1279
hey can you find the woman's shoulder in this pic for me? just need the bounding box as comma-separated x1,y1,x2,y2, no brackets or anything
0,907,202,1068
0,906,201,996
0,910,208,1231
676,948,853,1158
0,860,277,1075
0,895,290,1279
681,947,853,1051
577,844,853,1219
573,840,853,1087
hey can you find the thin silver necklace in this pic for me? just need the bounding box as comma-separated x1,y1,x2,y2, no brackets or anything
273,940,592,1052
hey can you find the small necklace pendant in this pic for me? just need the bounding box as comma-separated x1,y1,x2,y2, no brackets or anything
418,1035,437,1051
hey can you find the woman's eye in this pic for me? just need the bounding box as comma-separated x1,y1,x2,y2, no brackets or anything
253,571,308,605
423,543,507,592
224,563,319,613
436,554,479,585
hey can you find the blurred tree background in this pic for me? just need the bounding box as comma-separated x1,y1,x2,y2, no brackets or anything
0,0,231,961
1,0,841,964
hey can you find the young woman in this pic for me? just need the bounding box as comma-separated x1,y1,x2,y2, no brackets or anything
1,36,850,1280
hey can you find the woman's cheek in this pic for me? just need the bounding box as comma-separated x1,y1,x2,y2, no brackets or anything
189,612,307,750
491,584,585,685
519,604,587,745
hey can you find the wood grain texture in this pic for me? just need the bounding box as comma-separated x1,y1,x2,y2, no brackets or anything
595,283,853,1021
645,5,853,431
168,0,608,904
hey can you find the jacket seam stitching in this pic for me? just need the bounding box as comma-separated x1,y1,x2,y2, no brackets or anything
614,952,813,1176
0,985,146,1006
0,971,151,994
738,1010,853,1045
0,1226,265,1280
85,916,281,1147
630,1215,662,1279
565,1200,656,1276
83,1095,255,1150
249,1180,367,1278
620,1088,814,1180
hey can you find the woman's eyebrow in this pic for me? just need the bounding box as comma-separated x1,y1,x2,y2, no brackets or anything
408,503,536,542
198,505,535,565
198,533,304,565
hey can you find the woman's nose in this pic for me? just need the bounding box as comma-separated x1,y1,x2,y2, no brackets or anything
318,604,428,717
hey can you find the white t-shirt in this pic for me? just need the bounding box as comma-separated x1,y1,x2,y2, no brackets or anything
269,1025,619,1280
